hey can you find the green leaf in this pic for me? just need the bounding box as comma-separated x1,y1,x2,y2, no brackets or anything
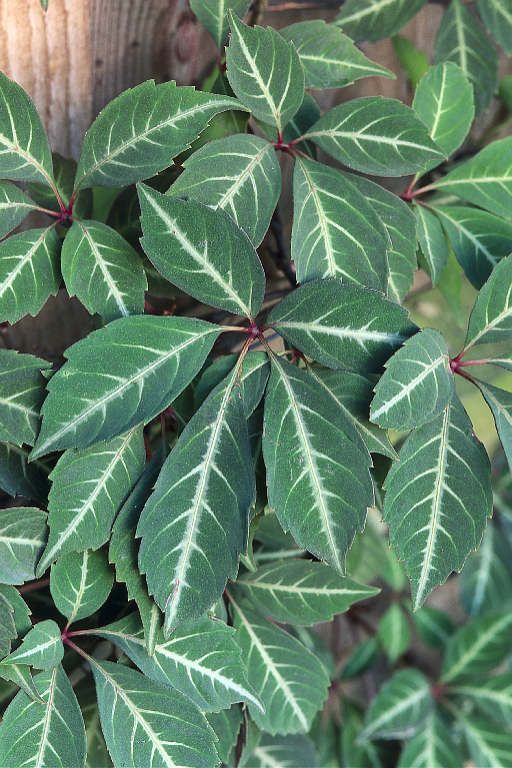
441,610,512,682
431,137,512,219
77,681,112,768
137,357,255,632
0,181,37,239
477,0,512,54
268,279,416,373
236,559,378,625
335,0,427,42
230,595,329,735
413,605,455,648
0,72,54,186
226,13,304,132
88,612,262,714
0,590,16,659
3,620,63,669
0,226,61,324
377,604,410,663
0,666,86,768
397,713,462,768
32,316,221,457
0,350,52,447
250,734,319,768
194,352,269,417
291,157,388,291
392,35,429,89
90,658,217,768
280,20,393,88
0,507,47,585
384,395,492,609
0,584,31,639
460,523,512,616
434,0,498,114
138,184,265,318
0,663,43,703
341,702,383,768
413,62,474,162
370,328,454,431
341,637,380,680
477,381,512,472
263,358,373,574
61,220,147,322
168,133,280,247
415,204,449,285
361,669,432,741
0,443,49,502
303,97,443,176
434,205,512,289
458,711,512,768
190,0,250,48
50,549,114,624
74,80,243,190
28,153,91,218
346,173,417,302
36,427,145,574
452,673,512,727
206,707,242,765
464,255,512,350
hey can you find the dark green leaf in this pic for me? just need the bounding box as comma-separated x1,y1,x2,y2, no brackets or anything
190,0,250,48
335,0,426,41
442,610,512,682
476,0,512,54
413,605,455,648
0,507,47,585
476,380,512,472
459,711,512,768
415,204,449,285
464,255,512,350
398,713,462,768
0,443,49,502
460,522,512,616
51,550,114,624
3,620,63,669
250,734,319,768
0,350,51,447
452,673,512,727
206,707,242,765
361,669,432,741
0,663,43,703
0,181,37,239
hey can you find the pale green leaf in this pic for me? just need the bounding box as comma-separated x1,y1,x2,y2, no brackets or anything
415,204,449,285
36,427,145,574
377,603,410,663
74,80,243,190
61,220,147,322
303,97,443,176
230,595,329,735
0,507,47,585
459,711,512,768
0,72,54,186
0,584,31,639
397,712,462,768
361,669,432,741
280,20,393,88
291,157,388,291
250,734,318,768
370,328,454,431
236,559,378,625
3,620,63,670
77,682,112,768
477,0,512,54
413,62,474,162
434,0,498,113
335,0,427,42
392,35,429,89
206,707,242,765
32,316,221,457
190,0,250,48
0,443,49,502
0,590,16,658
268,278,416,372
384,395,492,609
0,226,61,324
442,610,512,682
0,666,86,768
226,13,304,132
0,663,43,703
465,255,512,351
50,549,114,624
138,184,265,318
0,350,52,447
452,673,512,727
0,181,37,239
90,658,217,768
168,133,280,247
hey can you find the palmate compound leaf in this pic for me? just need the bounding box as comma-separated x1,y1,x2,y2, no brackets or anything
189,0,250,48
36,427,145,574
90,659,218,768
476,0,512,54
138,184,265,318
0,349,52,447
361,669,432,741
138,353,269,634
464,254,512,350
32,316,221,458
0,666,86,768
61,220,147,322
74,79,244,190
226,13,304,132
370,328,454,431
168,133,281,247
2,619,63,670
235,559,379,625
397,712,462,768
0,181,38,239
280,20,394,88
229,594,329,735
291,157,388,291
441,610,512,682
434,0,498,114
335,0,427,42
268,279,417,373
0,72,54,186
431,136,512,220
0,225,61,325
0,507,47,585
262,357,374,574
50,549,114,625
412,62,474,164
84,611,262,714
302,97,443,177
384,395,492,609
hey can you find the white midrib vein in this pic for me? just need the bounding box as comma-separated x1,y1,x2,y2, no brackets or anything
434,208,497,267
300,161,337,276
231,596,308,730
67,550,90,625
363,686,428,738
415,405,450,608
34,668,57,768
233,23,280,129
242,578,366,597
305,127,440,155
79,223,129,316
0,227,54,298
454,0,468,74
467,285,512,347
9,635,59,663
141,187,251,318
217,144,269,210
468,522,493,615
339,0,401,25
371,354,446,421
442,612,512,682
451,683,512,707
274,319,402,345
429,63,447,142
